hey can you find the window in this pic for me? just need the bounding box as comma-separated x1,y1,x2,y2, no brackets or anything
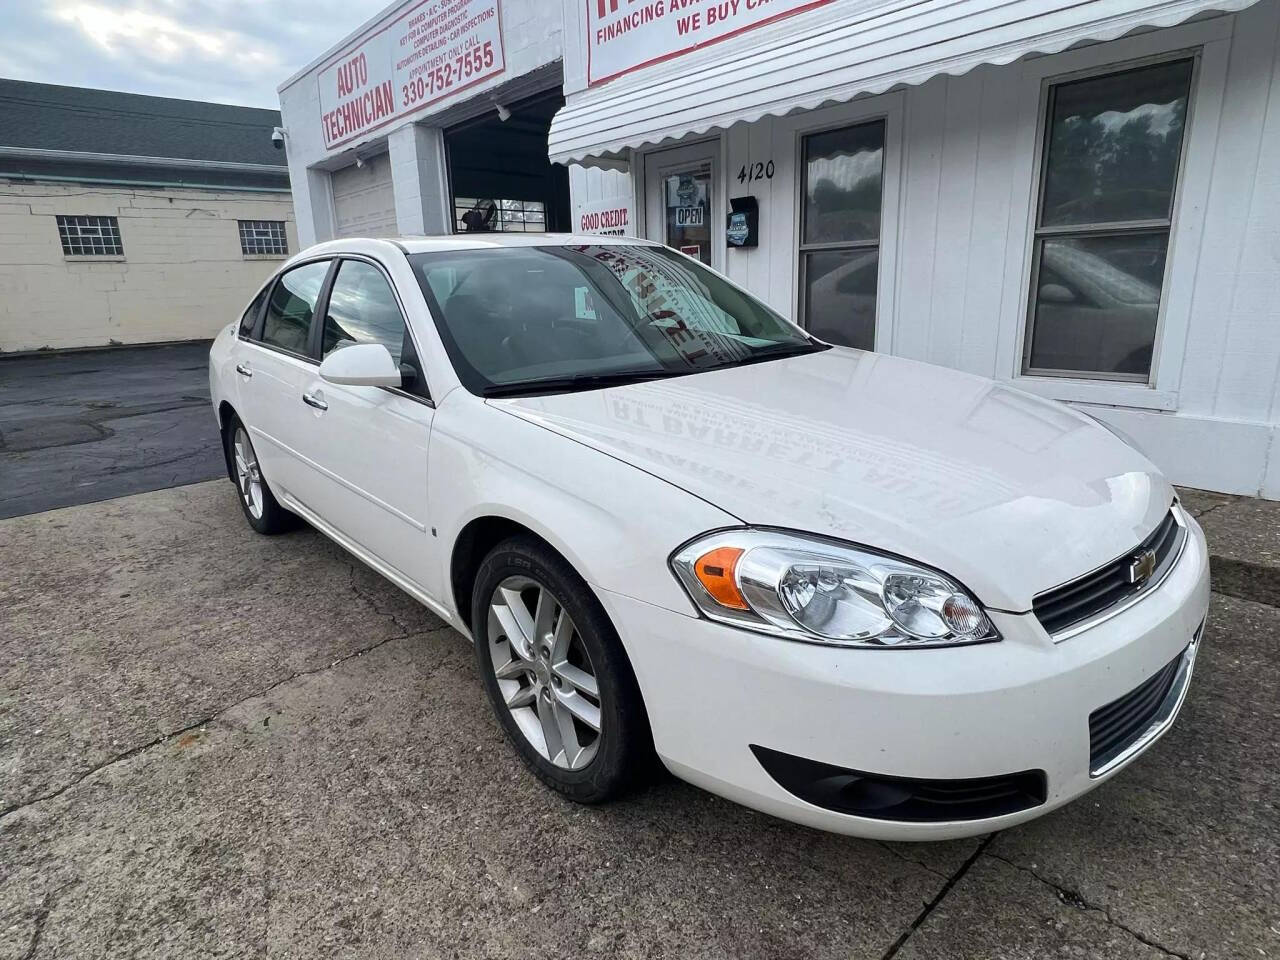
798,120,885,350
238,286,269,337
1024,58,1194,380
322,260,406,364
662,164,712,266
453,198,546,233
57,215,123,256
259,260,330,356
238,220,289,257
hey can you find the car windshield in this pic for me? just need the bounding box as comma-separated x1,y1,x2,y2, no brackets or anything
408,244,826,396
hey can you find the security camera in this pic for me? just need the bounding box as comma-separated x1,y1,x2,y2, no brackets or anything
271,126,286,149
495,103,511,122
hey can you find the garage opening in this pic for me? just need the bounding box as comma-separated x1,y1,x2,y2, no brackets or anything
444,90,569,234
332,152,396,238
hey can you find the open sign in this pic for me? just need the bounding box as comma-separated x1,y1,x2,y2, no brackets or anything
674,206,704,227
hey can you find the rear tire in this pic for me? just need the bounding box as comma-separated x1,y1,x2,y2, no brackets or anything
222,414,295,535
471,536,653,803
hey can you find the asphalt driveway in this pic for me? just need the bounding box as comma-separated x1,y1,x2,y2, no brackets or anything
1,481,1276,959
0,343,222,519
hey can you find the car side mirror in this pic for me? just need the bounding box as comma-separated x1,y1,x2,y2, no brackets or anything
318,343,402,388
1038,282,1075,304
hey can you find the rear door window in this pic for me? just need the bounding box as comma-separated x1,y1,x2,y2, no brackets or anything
260,260,330,356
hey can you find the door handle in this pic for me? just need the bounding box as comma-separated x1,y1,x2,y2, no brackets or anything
302,392,328,411
235,363,252,378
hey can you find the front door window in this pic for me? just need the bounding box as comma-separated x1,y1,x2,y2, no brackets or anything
663,164,713,265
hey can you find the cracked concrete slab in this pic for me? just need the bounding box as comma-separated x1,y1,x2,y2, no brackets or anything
1191,498,1280,608
3,479,1278,959
0,632,945,960
987,594,1280,960
0,481,440,812
0,343,223,518
893,856,1174,959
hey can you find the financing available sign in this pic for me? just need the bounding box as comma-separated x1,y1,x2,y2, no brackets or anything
318,0,506,150
586,0,833,86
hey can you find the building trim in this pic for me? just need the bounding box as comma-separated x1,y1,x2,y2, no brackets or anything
0,145,287,175
0,171,291,193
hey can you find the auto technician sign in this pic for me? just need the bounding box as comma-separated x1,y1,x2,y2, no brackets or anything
587,0,833,86
319,0,505,150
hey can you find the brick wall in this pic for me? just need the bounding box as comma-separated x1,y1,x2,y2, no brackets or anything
0,180,297,352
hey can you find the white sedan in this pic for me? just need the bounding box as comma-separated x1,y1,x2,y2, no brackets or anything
209,234,1209,840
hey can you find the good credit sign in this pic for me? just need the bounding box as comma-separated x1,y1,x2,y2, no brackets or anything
575,198,635,236
586,0,833,86
319,0,506,150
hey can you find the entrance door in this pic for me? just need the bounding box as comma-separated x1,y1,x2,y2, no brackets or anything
445,90,571,234
644,142,720,270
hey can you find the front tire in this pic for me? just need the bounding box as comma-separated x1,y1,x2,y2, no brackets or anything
472,536,652,803
223,414,295,535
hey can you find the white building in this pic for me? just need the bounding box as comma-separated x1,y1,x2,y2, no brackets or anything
0,80,296,352
279,0,1280,499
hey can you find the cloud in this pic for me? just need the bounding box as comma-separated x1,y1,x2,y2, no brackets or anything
0,0,376,107
53,3,277,67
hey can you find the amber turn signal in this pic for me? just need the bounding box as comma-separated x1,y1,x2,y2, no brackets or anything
693,546,748,610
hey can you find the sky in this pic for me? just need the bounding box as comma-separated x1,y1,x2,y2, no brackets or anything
0,0,381,109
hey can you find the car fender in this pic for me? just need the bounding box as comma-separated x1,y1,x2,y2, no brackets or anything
428,393,737,626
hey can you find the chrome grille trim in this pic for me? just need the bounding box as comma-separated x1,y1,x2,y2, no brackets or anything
1034,505,1188,641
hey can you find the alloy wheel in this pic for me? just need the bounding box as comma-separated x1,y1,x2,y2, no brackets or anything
488,575,602,769
233,426,264,520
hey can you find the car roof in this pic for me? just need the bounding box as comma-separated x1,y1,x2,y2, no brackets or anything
301,233,658,259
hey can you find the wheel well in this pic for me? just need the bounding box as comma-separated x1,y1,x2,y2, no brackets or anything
451,516,555,632
217,401,236,433
216,401,237,475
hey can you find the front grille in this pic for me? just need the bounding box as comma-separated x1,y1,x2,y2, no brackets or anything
1089,650,1183,773
1034,509,1184,636
750,745,1047,822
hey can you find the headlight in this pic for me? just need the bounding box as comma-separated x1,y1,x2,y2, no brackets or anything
670,529,998,648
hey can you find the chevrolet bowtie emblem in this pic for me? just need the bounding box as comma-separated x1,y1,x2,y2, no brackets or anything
1128,548,1157,586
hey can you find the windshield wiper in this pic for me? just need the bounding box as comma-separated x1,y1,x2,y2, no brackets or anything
483,370,672,397
708,340,830,370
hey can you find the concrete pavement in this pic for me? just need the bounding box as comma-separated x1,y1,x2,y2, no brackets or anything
1,481,1277,959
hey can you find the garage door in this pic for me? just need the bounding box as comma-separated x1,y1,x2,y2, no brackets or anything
332,153,396,238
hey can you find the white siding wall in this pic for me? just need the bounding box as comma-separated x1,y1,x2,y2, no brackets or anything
569,164,631,207
634,2,1280,497
569,164,634,233
0,181,296,352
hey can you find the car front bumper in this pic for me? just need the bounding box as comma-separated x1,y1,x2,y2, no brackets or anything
600,512,1210,841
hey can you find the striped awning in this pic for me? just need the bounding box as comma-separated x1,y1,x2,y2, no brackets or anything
549,0,1257,165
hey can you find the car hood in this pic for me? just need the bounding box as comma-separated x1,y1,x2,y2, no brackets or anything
491,348,1173,611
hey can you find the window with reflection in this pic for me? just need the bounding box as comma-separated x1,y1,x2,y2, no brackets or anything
1025,58,1194,380
799,119,885,350
260,260,330,355
322,260,407,364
